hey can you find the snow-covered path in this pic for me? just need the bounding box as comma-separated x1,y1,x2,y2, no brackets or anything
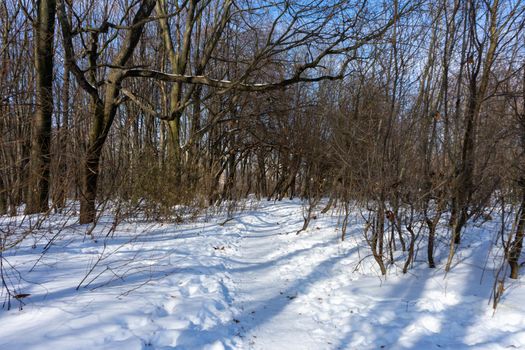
1,200,525,349
226,206,328,349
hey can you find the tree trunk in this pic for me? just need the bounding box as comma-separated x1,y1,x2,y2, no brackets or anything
79,102,105,224
0,174,6,215
509,189,525,279
54,60,70,210
452,90,477,244
26,0,56,214
509,65,525,279
257,151,267,199
426,218,436,268
370,200,387,275
167,113,182,186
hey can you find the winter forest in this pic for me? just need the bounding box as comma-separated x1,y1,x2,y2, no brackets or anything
1,0,525,349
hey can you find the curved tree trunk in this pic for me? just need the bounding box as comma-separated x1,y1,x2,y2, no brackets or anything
59,0,157,224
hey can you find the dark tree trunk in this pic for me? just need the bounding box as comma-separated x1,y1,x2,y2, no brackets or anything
257,151,267,199
452,92,477,244
426,219,436,268
79,146,103,224
0,174,6,215
26,0,56,214
509,190,525,279
79,101,105,224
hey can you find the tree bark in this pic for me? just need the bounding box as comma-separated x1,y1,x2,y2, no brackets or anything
79,101,105,224
509,189,525,279
26,0,56,214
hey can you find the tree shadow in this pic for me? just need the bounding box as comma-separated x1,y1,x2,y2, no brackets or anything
173,242,358,349
333,223,498,349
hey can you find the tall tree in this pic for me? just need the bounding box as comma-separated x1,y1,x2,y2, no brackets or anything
26,0,56,214
57,0,157,223
509,65,525,279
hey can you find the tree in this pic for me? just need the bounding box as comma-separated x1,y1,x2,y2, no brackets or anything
57,0,157,223
26,0,56,214
509,65,525,279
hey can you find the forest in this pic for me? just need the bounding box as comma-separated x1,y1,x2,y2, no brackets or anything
1,0,525,349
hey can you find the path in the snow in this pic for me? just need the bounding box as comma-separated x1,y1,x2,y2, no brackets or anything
222,203,357,350
227,205,325,349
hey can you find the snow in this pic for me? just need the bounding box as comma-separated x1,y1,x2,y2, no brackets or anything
1,200,525,349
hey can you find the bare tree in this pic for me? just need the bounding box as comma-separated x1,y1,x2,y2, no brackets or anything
57,0,157,223
25,0,56,214
509,65,525,279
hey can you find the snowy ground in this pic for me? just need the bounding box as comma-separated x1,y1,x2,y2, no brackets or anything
1,200,524,349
